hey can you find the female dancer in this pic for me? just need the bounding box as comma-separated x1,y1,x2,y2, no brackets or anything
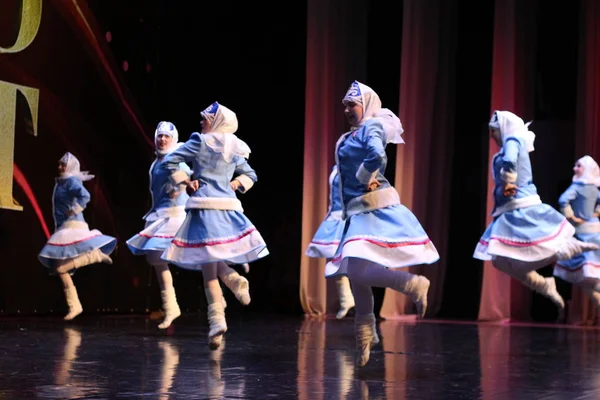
126,121,191,329
474,111,599,311
38,152,116,320
553,155,600,306
161,102,268,349
327,81,439,366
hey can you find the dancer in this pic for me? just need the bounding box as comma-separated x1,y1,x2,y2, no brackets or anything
161,102,268,349
553,156,600,306
306,165,356,319
126,121,191,329
326,81,439,367
38,152,116,320
473,111,599,311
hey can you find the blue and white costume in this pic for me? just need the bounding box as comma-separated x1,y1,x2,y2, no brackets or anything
38,152,116,320
38,153,116,272
306,166,345,259
473,112,576,262
327,81,437,367
326,83,439,277
161,102,266,349
161,104,268,268
473,111,598,310
554,156,600,286
127,122,190,257
305,165,355,319
126,121,190,329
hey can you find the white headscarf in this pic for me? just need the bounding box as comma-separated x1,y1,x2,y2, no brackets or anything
377,108,405,144
573,155,600,186
154,121,179,155
488,110,535,152
200,102,251,162
59,152,94,181
342,80,404,144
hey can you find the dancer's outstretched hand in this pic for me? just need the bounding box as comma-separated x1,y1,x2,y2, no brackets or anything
185,180,199,195
367,179,381,191
230,179,241,191
502,183,518,197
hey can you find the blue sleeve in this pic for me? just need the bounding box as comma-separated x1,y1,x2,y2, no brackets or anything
233,156,257,194
163,133,202,183
329,165,340,207
328,165,338,191
67,179,90,212
356,120,386,184
558,184,578,218
163,162,193,196
500,138,520,183
164,133,201,171
558,185,578,208
362,120,386,173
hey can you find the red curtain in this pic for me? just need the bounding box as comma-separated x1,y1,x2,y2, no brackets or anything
569,0,600,326
478,0,538,322
381,0,458,318
300,0,367,316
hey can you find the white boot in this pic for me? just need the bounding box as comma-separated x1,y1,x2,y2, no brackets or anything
400,275,430,319
63,286,83,321
371,318,380,345
556,237,600,261
78,248,112,266
220,273,251,306
98,251,113,265
523,272,565,309
158,287,181,329
355,313,376,367
335,276,355,319
207,303,227,350
55,249,111,274
55,259,76,275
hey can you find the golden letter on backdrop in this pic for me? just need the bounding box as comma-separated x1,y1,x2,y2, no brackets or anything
0,0,42,54
0,0,42,210
0,81,39,211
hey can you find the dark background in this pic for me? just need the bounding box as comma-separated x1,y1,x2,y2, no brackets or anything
0,0,582,320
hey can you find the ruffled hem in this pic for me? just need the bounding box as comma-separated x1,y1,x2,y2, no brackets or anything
38,234,116,268
474,219,575,262
305,241,340,259
554,262,600,283
126,216,185,254
161,228,269,270
324,236,439,277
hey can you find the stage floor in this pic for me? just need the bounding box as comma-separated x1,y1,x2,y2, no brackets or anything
0,313,599,399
